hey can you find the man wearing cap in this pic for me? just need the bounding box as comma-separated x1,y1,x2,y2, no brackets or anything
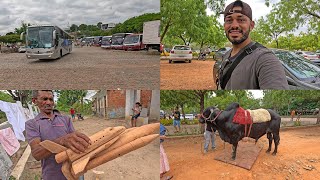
217,0,289,90
25,90,91,180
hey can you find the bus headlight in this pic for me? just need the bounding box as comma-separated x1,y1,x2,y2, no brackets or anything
46,51,52,53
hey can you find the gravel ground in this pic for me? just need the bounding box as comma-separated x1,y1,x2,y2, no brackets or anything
0,47,159,89
160,59,216,90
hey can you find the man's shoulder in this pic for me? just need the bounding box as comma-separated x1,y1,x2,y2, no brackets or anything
250,44,276,60
25,118,36,126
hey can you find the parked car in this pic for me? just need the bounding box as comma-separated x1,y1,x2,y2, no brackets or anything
18,45,26,53
214,47,231,61
295,51,318,60
169,45,192,63
272,49,320,89
212,49,320,89
180,114,194,120
316,50,320,58
311,59,320,67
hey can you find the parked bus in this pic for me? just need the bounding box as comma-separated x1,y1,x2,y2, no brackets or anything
81,37,94,46
93,36,103,46
100,36,112,49
21,25,72,59
123,34,145,51
111,33,132,50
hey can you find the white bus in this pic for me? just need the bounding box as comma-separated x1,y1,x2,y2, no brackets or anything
21,25,72,59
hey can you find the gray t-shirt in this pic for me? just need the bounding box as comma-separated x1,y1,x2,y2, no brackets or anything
218,42,289,90
25,112,75,180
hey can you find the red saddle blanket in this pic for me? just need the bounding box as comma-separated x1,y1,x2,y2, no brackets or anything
233,107,252,125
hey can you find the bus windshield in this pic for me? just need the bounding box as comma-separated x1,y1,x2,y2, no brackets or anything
111,35,125,45
27,26,54,48
102,37,111,45
124,35,139,44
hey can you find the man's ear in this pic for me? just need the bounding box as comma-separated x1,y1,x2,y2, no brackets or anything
250,20,255,31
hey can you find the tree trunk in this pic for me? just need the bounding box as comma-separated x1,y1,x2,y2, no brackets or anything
160,19,171,43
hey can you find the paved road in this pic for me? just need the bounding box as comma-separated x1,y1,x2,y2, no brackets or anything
0,47,159,89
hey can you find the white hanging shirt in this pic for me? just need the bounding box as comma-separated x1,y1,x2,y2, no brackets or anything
0,100,27,141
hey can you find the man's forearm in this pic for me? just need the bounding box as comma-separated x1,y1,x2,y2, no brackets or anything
31,136,66,161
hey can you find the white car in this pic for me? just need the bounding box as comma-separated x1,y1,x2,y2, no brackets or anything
296,51,318,60
180,114,194,120
18,46,26,53
169,45,192,63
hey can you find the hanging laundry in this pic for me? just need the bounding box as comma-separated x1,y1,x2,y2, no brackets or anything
0,145,13,180
0,127,20,156
0,100,27,141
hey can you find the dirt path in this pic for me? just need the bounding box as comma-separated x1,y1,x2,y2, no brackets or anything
160,60,216,90
163,126,320,180
21,116,159,180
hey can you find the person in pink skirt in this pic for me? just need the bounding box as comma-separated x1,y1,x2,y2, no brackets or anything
160,124,172,180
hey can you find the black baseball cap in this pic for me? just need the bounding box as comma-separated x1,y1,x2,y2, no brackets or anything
223,0,252,21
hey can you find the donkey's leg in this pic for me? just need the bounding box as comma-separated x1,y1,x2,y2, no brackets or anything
266,132,273,153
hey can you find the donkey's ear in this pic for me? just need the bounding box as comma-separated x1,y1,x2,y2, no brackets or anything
214,104,218,108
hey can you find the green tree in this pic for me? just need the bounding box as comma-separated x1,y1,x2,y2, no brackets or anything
6,90,32,107
161,0,209,44
56,90,88,113
0,34,22,43
97,22,102,29
14,21,29,35
255,10,296,48
276,0,320,34
70,24,79,32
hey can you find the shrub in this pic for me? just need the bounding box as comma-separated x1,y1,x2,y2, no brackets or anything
160,119,173,126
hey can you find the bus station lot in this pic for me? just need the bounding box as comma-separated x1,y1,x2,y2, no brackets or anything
160,59,216,90
0,47,159,89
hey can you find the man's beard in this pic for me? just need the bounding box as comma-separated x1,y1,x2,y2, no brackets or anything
226,28,250,45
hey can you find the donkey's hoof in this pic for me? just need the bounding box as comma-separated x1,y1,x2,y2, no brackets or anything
266,150,271,154
272,152,277,156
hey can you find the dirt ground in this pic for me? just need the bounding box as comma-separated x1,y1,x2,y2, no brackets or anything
163,126,320,180
20,116,160,180
160,59,216,90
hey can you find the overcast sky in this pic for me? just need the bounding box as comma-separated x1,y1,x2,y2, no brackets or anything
0,0,159,35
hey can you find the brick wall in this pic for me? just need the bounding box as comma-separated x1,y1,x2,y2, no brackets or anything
140,90,152,108
107,90,126,119
107,90,125,108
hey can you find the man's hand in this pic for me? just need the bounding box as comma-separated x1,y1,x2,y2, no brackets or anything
59,132,91,154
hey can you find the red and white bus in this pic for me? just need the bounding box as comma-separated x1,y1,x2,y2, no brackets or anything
123,34,145,51
111,33,132,50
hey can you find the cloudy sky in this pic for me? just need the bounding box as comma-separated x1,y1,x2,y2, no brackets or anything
0,0,159,35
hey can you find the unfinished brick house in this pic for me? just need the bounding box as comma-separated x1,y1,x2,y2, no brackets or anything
92,90,159,123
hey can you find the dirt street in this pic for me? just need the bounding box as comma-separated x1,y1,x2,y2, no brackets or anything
160,59,216,90
20,116,160,180
0,47,159,89
163,126,320,180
